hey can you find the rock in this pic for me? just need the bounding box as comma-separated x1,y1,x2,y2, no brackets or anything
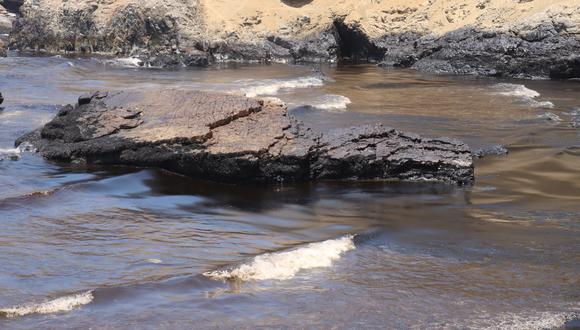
0,5,14,37
563,318,580,329
9,0,207,65
379,26,580,79
16,90,474,184
8,0,578,79
0,92,4,105
0,39,5,57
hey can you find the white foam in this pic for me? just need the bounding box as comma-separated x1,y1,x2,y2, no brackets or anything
103,57,143,68
495,83,540,98
242,76,324,97
538,112,562,122
0,143,35,160
492,83,554,108
0,291,93,318
482,311,576,330
0,148,20,160
309,94,352,111
0,147,20,155
204,235,355,281
0,110,25,119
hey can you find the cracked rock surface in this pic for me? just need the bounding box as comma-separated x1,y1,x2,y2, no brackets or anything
17,90,474,184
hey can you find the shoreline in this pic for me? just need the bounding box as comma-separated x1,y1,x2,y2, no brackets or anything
1,0,578,79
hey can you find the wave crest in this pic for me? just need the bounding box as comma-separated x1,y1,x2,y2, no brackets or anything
204,235,355,281
102,57,143,68
0,142,36,161
0,291,93,318
309,94,352,111
242,76,324,97
492,83,554,108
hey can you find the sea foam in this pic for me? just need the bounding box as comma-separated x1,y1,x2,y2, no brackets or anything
242,76,324,97
103,57,143,68
0,291,93,318
204,235,355,281
0,143,36,160
493,83,554,108
482,311,578,330
309,94,352,111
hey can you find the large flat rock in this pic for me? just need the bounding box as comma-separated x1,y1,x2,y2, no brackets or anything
17,90,474,184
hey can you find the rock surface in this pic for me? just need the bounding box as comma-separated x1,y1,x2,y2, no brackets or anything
7,0,580,78
17,90,474,184
379,25,580,79
0,3,10,56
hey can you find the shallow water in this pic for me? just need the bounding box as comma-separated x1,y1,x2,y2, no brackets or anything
0,54,579,329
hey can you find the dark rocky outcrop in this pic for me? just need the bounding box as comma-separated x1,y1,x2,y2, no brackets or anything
7,0,580,79
378,25,580,79
1,0,22,13
9,3,199,65
16,90,474,184
0,3,11,53
333,19,383,63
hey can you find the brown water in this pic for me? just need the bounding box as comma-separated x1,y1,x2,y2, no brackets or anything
0,55,579,329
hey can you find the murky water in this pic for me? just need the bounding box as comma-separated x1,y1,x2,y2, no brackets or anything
0,54,579,329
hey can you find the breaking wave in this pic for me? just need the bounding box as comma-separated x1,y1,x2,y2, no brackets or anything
537,112,562,122
102,57,143,68
492,83,554,108
0,291,93,318
0,143,35,161
309,94,352,111
242,76,324,97
204,235,355,281
0,147,21,158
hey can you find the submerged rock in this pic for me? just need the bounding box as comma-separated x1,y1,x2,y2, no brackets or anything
16,90,474,184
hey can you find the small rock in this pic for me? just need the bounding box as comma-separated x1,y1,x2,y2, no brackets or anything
0,39,6,57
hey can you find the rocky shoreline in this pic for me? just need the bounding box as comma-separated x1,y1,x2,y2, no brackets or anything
1,0,578,79
16,90,474,184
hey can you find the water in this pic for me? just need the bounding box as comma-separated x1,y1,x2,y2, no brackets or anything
0,54,578,329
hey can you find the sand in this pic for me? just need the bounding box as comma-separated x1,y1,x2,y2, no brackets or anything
200,0,580,41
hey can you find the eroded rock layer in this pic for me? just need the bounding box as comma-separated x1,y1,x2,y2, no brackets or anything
17,90,474,184
6,0,580,78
